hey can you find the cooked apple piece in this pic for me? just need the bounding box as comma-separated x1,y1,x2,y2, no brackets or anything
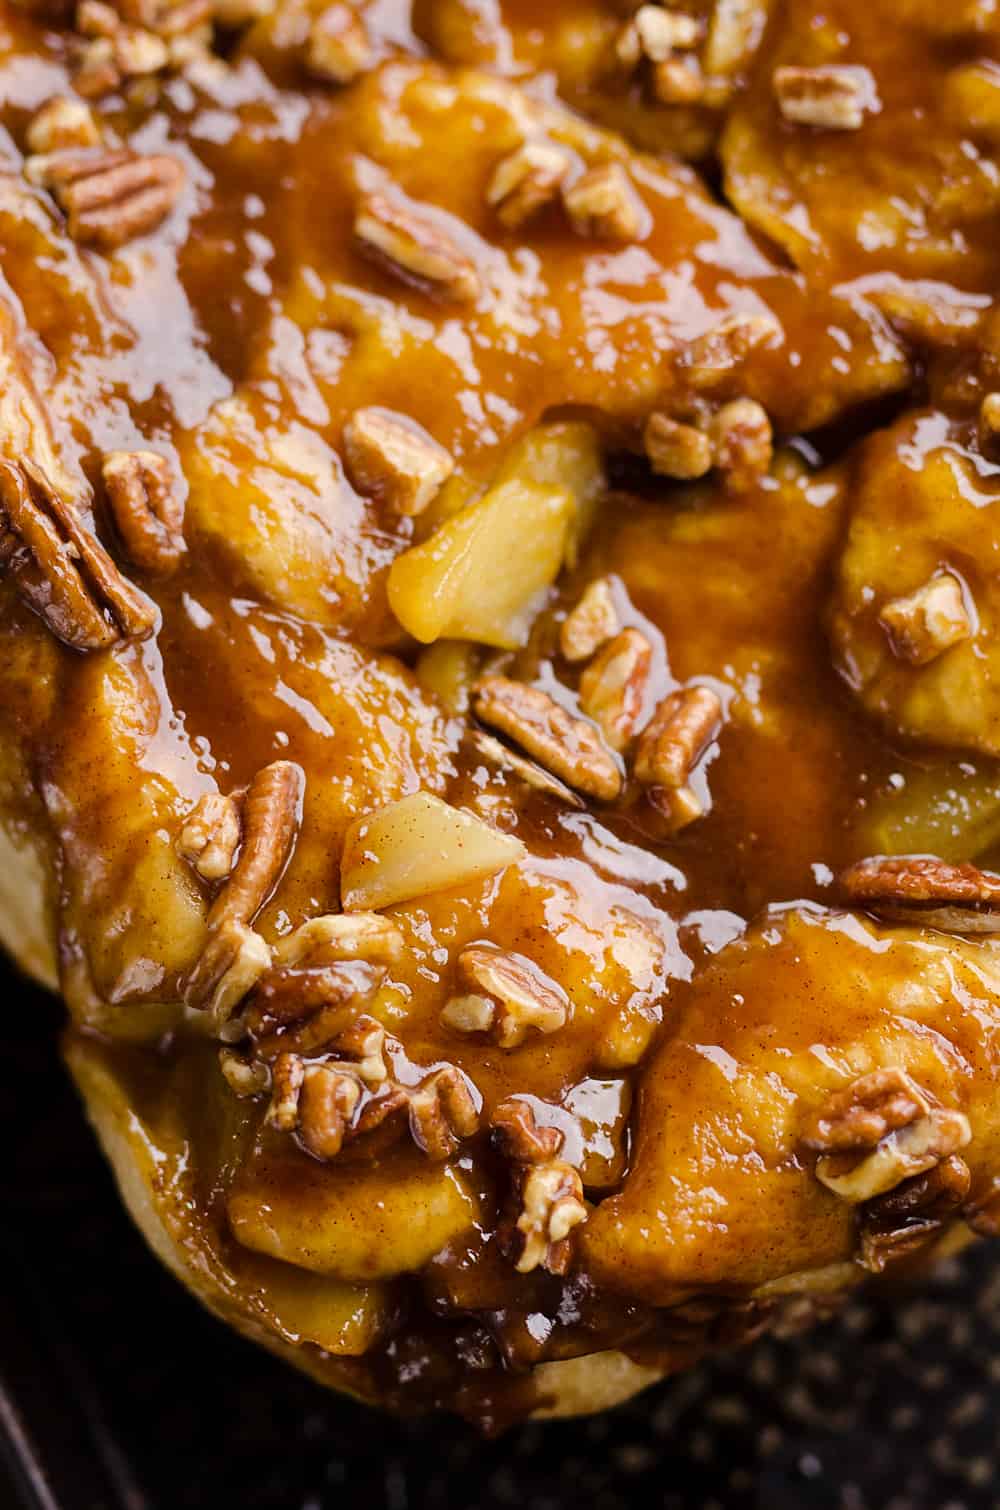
66,1034,387,1357
488,421,606,568
45,653,209,1038
340,791,524,911
830,411,1000,757
853,762,1000,863
228,1148,481,1282
230,1254,388,1357
415,639,481,713
388,472,574,648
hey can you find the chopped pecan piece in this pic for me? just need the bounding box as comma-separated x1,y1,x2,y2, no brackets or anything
801,1068,930,1154
563,163,644,243
241,959,383,1060
858,1156,970,1274
26,96,100,153
491,1098,563,1163
678,311,780,393
26,146,186,249
964,1175,1000,1237
839,855,1000,933
268,1054,363,1161
218,1045,269,1097
643,411,713,480
878,572,973,666
177,791,242,881
466,730,585,809
0,460,155,650
487,141,570,229
651,55,704,105
184,762,305,1023
559,577,620,664
306,3,373,83
634,684,722,830
407,1064,480,1159
510,1160,587,1275
703,0,764,81
343,407,453,517
978,392,1000,456
773,64,878,130
184,916,273,1025
102,450,185,575
578,627,652,752
444,944,569,1049
472,676,622,801
802,1070,972,1206
355,191,481,303
329,1013,388,1086
272,912,404,970
708,397,773,490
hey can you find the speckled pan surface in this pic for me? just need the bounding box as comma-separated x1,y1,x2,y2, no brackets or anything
3,0,1000,1429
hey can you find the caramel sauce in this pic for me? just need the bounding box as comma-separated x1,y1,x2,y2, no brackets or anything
4,0,1000,1426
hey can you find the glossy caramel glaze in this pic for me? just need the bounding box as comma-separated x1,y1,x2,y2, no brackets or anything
4,0,1000,1429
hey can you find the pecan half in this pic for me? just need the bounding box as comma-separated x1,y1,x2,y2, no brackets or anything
407,1064,480,1159
487,141,570,229
491,1098,564,1164
563,163,644,243
802,1069,971,1206
509,1160,587,1275
839,855,1000,933
443,944,569,1049
643,412,713,480
177,791,242,881
102,450,185,575
184,761,304,1022
26,96,100,153
343,406,453,517
306,3,373,83
634,684,722,829
241,959,383,1061
472,676,622,801
773,64,877,131
878,572,973,666
26,146,186,249
466,729,585,809
559,577,620,664
355,191,481,302
0,460,155,650
801,1068,930,1154
578,627,652,752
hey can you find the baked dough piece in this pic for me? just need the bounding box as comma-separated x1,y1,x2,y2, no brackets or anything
2,0,1000,1427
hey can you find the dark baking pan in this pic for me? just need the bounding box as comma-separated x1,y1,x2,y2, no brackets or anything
4,966,1000,1510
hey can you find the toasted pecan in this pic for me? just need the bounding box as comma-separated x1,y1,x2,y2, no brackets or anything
102,450,185,575
472,675,622,801
839,855,1000,932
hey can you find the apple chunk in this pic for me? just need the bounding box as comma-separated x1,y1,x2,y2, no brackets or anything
388,421,605,647
340,791,524,910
